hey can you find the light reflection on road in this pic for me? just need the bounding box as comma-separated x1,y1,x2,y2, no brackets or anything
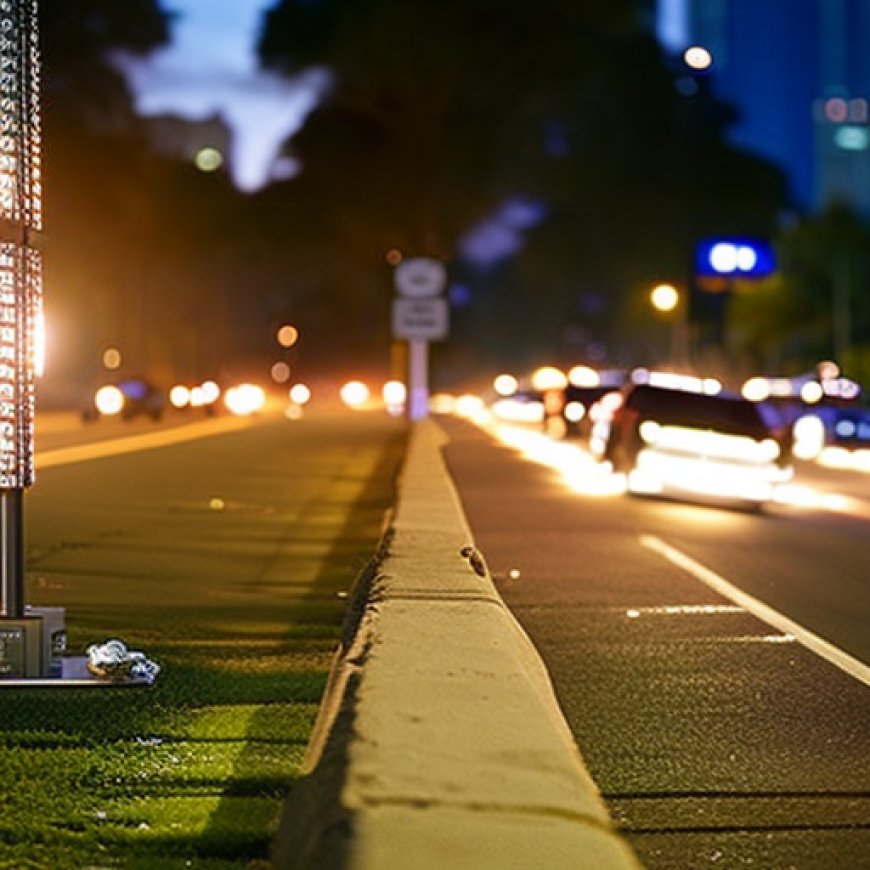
458,409,870,520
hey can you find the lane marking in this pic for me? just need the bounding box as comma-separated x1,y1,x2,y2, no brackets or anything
36,416,258,470
640,534,870,688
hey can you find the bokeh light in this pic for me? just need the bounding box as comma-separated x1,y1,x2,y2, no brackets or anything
277,324,299,348
271,361,291,383
340,380,370,408
194,146,223,172
169,385,191,408
95,385,124,416
683,45,713,71
531,366,567,391
650,283,679,313
493,374,519,396
102,347,122,370
224,383,266,416
289,383,311,405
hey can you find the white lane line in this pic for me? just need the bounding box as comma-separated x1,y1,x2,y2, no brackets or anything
640,533,870,688
36,416,257,470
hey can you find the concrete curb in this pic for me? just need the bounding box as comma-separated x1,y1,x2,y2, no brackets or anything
272,419,642,870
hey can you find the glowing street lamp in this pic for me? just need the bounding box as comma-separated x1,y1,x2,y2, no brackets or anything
683,45,713,72
649,283,689,368
650,283,679,313
276,324,299,348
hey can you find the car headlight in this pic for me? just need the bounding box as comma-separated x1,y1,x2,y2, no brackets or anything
94,385,124,416
639,419,662,445
793,414,825,460
758,437,780,462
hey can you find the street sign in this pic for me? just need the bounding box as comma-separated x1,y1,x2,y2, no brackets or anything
394,257,447,298
392,297,449,341
695,237,776,279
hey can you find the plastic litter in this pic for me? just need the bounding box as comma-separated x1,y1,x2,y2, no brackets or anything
86,639,160,685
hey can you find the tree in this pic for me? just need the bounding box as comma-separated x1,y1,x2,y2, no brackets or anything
729,204,870,377
39,1,173,390
258,1,788,378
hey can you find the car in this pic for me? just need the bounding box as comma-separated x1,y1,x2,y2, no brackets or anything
543,383,617,440
591,378,793,507
83,377,166,422
541,368,626,440
791,402,870,468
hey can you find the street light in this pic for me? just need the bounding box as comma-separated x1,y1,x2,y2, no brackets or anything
650,283,679,314
649,283,689,368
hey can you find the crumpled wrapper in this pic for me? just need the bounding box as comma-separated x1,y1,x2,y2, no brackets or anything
86,639,160,685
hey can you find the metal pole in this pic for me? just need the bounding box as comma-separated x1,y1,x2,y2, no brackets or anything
408,339,429,420
0,489,24,618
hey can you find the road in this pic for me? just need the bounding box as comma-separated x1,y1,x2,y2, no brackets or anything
441,414,870,870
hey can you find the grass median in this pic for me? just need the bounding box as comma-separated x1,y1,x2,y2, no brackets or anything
0,415,407,869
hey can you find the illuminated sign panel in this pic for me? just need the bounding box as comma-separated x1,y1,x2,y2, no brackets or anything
695,238,776,278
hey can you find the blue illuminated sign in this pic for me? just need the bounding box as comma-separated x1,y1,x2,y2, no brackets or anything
695,238,776,278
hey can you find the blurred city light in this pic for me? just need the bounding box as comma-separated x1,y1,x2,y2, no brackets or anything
340,380,370,408
169,385,191,408
224,383,265,415
201,380,221,404
194,146,223,172
271,361,291,383
650,283,679,313
189,386,208,408
382,379,406,416
493,374,519,396
793,414,826,460
94,385,124,416
817,360,840,380
567,365,600,387
696,238,776,277
800,381,824,404
102,347,122,370
741,377,770,402
429,393,457,415
531,366,567,391
683,45,713,71
289,383,311,405
276,324,299,348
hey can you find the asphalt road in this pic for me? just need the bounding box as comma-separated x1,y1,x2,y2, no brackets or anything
440,415,870,870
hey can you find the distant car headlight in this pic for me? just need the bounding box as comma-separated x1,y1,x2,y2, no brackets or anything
224,384,266,416
564,401,586,423
793,414,826,460
94,385,124,416
639,419,662,445
758,437,780,462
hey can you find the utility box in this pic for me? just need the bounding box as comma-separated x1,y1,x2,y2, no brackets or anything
0,607,66,678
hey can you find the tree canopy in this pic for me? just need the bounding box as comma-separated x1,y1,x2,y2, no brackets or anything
258,0,788,375
37,0,794,392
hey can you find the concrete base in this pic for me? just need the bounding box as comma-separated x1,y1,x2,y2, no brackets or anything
0,654,154,688
0,607,66,678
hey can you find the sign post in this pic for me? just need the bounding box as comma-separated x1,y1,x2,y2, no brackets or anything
391,257,449,420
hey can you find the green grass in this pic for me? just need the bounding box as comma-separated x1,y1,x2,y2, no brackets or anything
0,652,323,869
0,417,406,869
